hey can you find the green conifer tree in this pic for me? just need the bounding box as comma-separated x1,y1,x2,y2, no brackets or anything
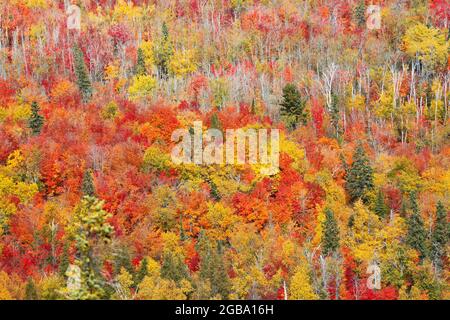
161,251,190,284
196,231,231,299
73,44,92,103
280,83,307,130
81,170,95,197
28,101,44,135
354,0,366,27
210,113,221,130
70,196,113,299
25,278,39,300
406,192,428,260
133,257,148,287
59,242,70,278
322,208,340,256
374,189,389,219
431,201,448,270
345,144,374,203
155,22,173,79
135,47,147,76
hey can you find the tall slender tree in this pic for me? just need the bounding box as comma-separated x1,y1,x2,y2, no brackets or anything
196,231,231,299
280,83,307,130
345,144,374,203
81,170,95,197
73,44,92,103
322,208,340,256
135,47,147,76
374,189,389,219
406,192,428,260
431,201,448,270
28,101,44,135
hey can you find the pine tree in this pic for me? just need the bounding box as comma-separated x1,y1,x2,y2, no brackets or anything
73,44,92,103
280,83,307,130
81,170,95,197
354,0,366,27
135,47,147,76
431,201,448,270
330,93,341,139
113,246,134,276
196,231,231,299
374,189,389,219
28,101,44,135
70,196,113,299
161,251,190,284
134,257,148,287
406,192,428,260
210,113,221,130
322,208,340,256
345,144,374,203
59,242,70,277
25,278,38,300
155,22,173,79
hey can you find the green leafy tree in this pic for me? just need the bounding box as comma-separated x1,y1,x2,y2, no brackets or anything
28,101,44,135
25,278,39,300
69,196,113,299
81,170,95,197
210,113,222,130
330,93,341,139
161,251,190,284
134,257,148,287
59,242,70,278
345,144,374,203
196,231,231,299
431,201,448,270
113,246,134,276
154,22,173,79
280,83,307,130
374,189,389,219
135,47,147,76
406,192,428,260
354,0,366,27
322,208,340,256
73,44,92,103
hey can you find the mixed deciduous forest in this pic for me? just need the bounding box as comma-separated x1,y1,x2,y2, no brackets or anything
0,0,448,300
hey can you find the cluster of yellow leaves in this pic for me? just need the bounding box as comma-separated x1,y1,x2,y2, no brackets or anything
101,101,119,120
0,150,39,234
128,75,157,101
136,258,191,300
168,49,198,77
374,91,394,119
311,170,350,246
279,135,307,173
403,24,449,69
142,146,172,172
205,202,240,241
112,0,144,22
50,80,78,101
105,61,120,81
345,201,383,265
0,271,24,300
22,0,47,9
0,103,31,123
140,41,155,69
347,94,366,112
28,23,45,41
289,262,318,300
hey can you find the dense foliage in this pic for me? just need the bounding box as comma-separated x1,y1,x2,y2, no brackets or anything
0,0,448,300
